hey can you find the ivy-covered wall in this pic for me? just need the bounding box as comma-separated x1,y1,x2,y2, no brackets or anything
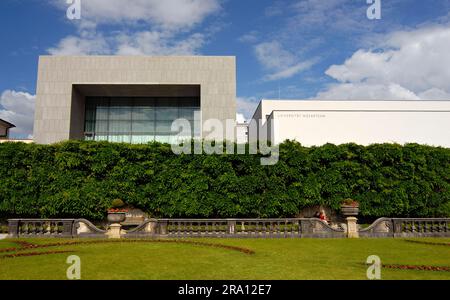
0,140,448,220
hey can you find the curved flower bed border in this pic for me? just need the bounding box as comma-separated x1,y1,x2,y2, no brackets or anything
404,239,450,247
2,250,74,259
363,262,450,272
382,264,450,272
0,239,255,257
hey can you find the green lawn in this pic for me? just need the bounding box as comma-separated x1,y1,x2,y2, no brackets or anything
0,237,449,280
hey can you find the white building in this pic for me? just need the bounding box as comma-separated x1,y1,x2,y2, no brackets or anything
236,122,249,144
250,99,450,147
0,119,15,140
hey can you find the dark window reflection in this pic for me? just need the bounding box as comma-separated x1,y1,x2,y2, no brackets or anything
84,97,200,143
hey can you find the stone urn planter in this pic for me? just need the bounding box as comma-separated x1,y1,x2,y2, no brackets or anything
340,199,360,238
340,199,360,217
107,211,127,224
340,205,359,216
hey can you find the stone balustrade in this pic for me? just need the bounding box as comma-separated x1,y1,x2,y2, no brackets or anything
125,218,344,238
358,218,450,238
7,217,450,239
8,219,76,238
392,218,449,237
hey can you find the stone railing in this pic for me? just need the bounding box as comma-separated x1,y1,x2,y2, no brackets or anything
358,218,393,238
8,217,449,239
8,219,76,238
392,218,449,237
124,218,345,238
358,218,450,238
72,219,107,237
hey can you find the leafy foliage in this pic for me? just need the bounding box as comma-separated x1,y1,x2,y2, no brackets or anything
0,140,448,220
111,199,125,208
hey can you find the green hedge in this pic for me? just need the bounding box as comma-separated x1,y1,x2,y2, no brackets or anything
0,140,449,220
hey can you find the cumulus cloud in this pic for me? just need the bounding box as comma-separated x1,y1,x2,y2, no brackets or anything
316,83,420,100
48,0,221,56
291,0,368,31
315,24,450,100
48,32,109,55
115,32,205,55
265,60,318,81
49,30,206,56
51,0,221,30
236,113,246,123
237,96,259,119
254,41,317,81
255,41,296,70
0,90,35,138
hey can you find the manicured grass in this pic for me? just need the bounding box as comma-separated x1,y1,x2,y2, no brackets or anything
0,237,449,280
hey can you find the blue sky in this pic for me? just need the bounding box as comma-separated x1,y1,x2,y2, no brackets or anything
1,0,450,138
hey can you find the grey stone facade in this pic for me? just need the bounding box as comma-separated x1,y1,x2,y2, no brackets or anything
34,56,236,144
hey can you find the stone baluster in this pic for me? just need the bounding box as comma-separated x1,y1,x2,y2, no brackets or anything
227,219,236,235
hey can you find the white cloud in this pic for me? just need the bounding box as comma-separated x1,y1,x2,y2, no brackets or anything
264,59,318,81
48,0,221,56
0,90,35,138
51,0,221,30
237,96,259,119
255,41,296,70
236,113,246,123
48,33,109,55
246,0,404,85
115,32,205,55
316,24,450,100
316,83,420,100
254,41,317,81
417,88,450,100
238,31,259,43
48,30,206,56
290,0,375,32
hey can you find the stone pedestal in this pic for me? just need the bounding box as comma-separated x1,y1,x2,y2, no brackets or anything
145,219,157,234
159,220,168,235
346,217,359,238
8,220,19,238
107,223,122,239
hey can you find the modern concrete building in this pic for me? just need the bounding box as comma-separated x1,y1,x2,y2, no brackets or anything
0,119,15,140
34,56,236,144
250,99,450,147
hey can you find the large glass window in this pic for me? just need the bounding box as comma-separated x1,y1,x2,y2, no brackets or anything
84,97,200,143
